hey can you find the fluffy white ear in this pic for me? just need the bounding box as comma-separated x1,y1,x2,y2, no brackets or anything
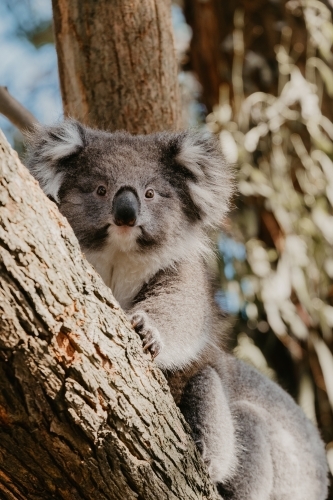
25,120,84,202
176,132,234,228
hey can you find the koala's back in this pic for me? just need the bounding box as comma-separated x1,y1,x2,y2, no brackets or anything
213,354,329,499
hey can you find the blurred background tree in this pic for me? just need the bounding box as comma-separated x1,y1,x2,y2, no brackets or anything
51,0,180,133
0,0,333,494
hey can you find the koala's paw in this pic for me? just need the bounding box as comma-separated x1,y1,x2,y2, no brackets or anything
196,438,226,484
130,311,163,359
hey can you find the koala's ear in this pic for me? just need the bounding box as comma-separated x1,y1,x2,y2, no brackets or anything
25,119,85,202
172,131,234,228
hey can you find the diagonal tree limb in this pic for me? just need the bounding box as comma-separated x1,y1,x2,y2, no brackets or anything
0,87,38,133
0,131,219,499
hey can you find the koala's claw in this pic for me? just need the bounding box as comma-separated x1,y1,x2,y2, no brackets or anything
142,332,162,359
130,311,162,359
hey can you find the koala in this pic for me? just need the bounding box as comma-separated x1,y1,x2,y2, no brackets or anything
26,120,329,500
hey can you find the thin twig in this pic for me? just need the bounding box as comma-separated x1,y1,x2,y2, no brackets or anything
0,86,38,134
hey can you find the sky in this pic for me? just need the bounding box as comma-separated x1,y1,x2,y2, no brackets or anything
0,0,62,144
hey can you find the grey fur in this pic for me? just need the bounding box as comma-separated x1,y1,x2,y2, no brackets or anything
26,120,328,499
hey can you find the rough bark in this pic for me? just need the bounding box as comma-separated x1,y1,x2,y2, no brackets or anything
51,0,181,134
0,133,218,499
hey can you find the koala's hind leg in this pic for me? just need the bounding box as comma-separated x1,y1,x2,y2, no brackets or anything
218,401,274,500
180,369,274,499
179,366,237,484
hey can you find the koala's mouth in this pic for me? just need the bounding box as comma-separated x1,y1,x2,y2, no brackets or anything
113,224,137,234
107,221,159,250
107,223,141,253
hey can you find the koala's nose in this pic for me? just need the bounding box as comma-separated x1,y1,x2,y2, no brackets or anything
112,189,139,227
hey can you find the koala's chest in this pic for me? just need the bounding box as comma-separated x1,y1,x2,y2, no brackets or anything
84,247,158,310
108,264,146,310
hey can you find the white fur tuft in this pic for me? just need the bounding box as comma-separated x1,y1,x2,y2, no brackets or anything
176,133,234,228
40,170,65,202
39,121,83,162
26,120,83,202
176,139,206,178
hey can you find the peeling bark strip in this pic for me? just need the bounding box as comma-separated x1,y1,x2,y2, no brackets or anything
51,0,181,134
0,133,218,499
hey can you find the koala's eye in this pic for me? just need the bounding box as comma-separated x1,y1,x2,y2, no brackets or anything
145,188,154,199
96,186,107,196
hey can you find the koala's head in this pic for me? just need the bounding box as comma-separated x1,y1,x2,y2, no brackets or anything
26,120,233,260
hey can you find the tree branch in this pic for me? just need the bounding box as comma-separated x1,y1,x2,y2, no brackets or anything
0,87,38,133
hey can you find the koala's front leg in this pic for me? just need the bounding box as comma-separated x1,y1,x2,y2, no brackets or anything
130,310,163,359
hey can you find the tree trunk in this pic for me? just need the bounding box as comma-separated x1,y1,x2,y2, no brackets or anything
183,0,226,113
51,0,181,134
0,133,218,499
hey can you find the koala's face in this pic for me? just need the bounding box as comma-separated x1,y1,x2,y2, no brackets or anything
57,139,188,254
26,120,233,257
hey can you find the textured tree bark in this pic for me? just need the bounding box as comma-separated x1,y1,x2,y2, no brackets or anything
0,133,218,499
51,0,181,134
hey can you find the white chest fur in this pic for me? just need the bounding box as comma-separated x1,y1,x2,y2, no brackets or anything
85,244,162,310
84,225,211,310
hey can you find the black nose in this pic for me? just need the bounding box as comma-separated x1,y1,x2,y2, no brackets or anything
112,189,139,227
